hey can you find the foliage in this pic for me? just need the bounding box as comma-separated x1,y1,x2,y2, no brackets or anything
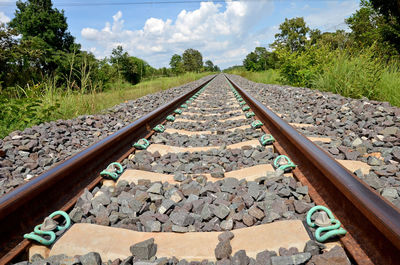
271,17,309,52
0,95,60,137
312,47,383,99
277,44,335,87
170,54,184,74
182,48,203,72
10,0,74,51
0,72,209,138
238,1,400,108
243,47,278,71
346,0,400,57
204,60,220,72
226,69,280,85
110,45,149,85
370,0,400,53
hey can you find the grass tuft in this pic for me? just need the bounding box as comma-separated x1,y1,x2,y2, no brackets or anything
0,72,210,138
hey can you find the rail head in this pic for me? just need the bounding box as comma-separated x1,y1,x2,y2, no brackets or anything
225,74,400,264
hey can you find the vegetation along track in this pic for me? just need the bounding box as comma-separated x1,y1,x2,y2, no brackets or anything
0,74,399,265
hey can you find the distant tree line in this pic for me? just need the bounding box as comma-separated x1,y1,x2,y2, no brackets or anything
169,48,220,75
242,0,400,77
0,0,219,98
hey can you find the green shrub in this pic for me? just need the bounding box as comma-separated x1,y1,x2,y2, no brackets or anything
0,96,60,137
277,44,333,87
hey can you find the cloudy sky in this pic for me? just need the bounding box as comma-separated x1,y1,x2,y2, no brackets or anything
0,0,360,69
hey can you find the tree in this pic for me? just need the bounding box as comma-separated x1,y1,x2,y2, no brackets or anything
369,0,400,53
318,30,351,50
182,48,203,72
243,52,258,71
346,1,382,48
243,47,278,71
110,46,147,84
204,60,214,72
10,0,74,51
346,0,399,56
169,54,184,74
271,17,310,52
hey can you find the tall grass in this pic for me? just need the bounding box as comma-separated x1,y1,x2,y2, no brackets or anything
312,50,400,106
0,72,210,138
226,69,281,84
48,72,211,119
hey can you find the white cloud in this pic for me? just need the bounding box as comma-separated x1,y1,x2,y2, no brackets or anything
303,1,359,32
0,11,10,23
81,0,274,68
80,0,359,69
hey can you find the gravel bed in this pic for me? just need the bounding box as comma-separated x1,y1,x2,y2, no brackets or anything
184,108,239,115
69,174,313,233
168,119,249,132
124,147,276,175
16,234,351,265
227,74,400,209
177,113,243,121
151,129,263,147
0,76,214,196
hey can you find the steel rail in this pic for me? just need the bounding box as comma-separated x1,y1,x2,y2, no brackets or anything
0,75,215,263
225,74,400,265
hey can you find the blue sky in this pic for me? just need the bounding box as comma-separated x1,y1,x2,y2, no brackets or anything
0,0,360,69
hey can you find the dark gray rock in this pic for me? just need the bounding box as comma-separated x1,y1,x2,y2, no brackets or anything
255,250,276,265
303,240,325,256
213,204,230,219
214,240,232,260
79,252,102,265
218,231,234,242
307,245,350,265
270,252,311,265
170,211,194,226
130,238,157,260
232,250,249,265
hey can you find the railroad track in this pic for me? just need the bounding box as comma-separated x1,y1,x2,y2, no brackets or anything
0,74,399,264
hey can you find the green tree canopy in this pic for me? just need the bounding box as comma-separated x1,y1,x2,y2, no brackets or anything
110,45,148,84
169,54,184,74
346,0,399,55
369,0,400,53
204,60,214,72
243,47,278,71
271,17,310,52
182,48,203,72
10,0,75,52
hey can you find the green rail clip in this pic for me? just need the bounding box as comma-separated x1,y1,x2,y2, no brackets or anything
174,109,183,115
251,120,263,129
24,211,71,246
100,162,124,180
307,206,347,242
166,115,175,122
242,106,250,111
273,155,296,172
153,124,165,133
133,138,150,150
246,112,255,118
259,134,275,146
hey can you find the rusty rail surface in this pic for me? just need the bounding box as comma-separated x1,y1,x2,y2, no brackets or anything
225,74,400,264
0,75,215,263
